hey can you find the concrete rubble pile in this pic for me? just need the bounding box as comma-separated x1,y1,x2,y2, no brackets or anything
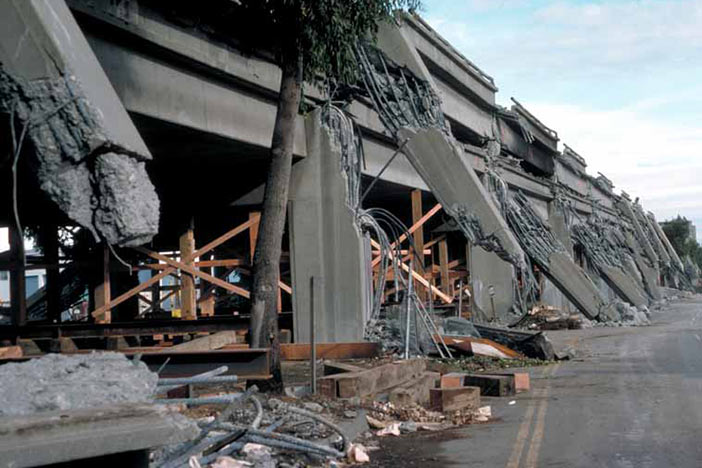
0,352,158,416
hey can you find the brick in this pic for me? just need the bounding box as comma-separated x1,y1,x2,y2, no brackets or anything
440,372,465,388
429,386,480,412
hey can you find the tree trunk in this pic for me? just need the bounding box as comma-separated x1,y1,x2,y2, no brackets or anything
249,52,303,392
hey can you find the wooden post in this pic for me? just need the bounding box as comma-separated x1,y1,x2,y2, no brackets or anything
94,244,111,323
180,220,197,320
411,190,426,300
9,224,26,328
43,225,61,323
200,252,215,317
439,238,450,295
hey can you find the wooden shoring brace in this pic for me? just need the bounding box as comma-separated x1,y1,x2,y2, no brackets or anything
411,190,427,301
369,239,453,304
141,287,180,316
179,222,197,320
199,252,215,317
439,238,450,295
94,244,111,323
371,203,442,268
90,215,260,318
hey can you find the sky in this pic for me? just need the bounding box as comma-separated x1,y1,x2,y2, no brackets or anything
423,0,702,241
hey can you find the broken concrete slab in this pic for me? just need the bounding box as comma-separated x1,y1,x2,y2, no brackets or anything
0,0,158,246
388,371,440,407
539,251,605,320
616,197,659,268
429,386,480,412
474,324,556,361
0,403,197,468
318,359,426,399
398,127,526,269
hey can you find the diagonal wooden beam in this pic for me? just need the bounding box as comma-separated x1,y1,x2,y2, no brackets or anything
190,214,260,261
91,269,174,318
371,203,442,267
370,239,452,303
134,247,251,299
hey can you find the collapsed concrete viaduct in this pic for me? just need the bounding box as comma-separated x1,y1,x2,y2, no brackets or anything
0,0,687,345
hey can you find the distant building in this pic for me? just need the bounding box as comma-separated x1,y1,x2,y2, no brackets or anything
0,249,46,308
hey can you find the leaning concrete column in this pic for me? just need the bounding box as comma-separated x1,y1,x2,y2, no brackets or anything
288,110,370,343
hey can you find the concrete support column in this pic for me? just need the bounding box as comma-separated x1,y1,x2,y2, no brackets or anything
288,110,370,343
469,246,514,321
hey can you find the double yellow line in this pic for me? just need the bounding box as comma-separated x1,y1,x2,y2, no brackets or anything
506,363,560,468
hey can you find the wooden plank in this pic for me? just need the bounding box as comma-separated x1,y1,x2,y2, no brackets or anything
280,342,380,361
134,247,251,299
199,253,215,317
430,386,481,412
194,259,245,268
191,214,260,262
179,224,196,320
94,244,111,324
439,238,450,295
91,269,173,318
0,346,23,359
411,190,426,296
334,359,426,399
424,235,446,250
166,331,239,352
370,239,453,303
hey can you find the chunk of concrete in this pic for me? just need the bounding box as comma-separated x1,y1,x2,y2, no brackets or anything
429,386,480,412
0,0,158,246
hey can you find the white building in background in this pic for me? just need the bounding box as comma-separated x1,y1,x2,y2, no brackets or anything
0,228,46,308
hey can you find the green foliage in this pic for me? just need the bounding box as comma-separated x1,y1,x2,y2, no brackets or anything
661,215,702,268
234,0,421,83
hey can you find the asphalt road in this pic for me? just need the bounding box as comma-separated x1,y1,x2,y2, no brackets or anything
375,296,702,467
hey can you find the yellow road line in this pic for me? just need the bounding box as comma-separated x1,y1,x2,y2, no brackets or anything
524,363,560,468
505,366,550,468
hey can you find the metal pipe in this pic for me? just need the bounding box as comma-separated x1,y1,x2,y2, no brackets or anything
156,365,229,393
404,258,413,359
157,375,239,386
310,276,316,395
154,394,244,406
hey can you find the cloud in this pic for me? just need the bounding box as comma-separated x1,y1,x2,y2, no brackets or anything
526,100,702,238
424,0,702,240
426,0,702,101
